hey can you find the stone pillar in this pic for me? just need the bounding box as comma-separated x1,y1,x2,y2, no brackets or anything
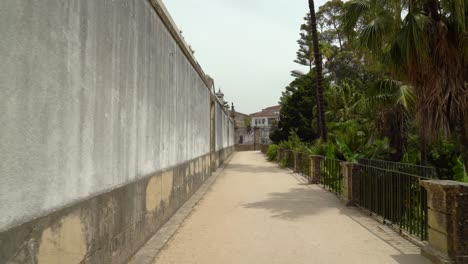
294,152,302,173
277,149,283,163
339,162,359,206
309,155,323,184
284,150,290,168
420,180,468,264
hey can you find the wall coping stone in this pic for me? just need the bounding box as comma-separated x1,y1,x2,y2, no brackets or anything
148,0,233,121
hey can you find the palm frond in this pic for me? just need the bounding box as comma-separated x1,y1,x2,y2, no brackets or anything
440,0,467,33
359,17,387,53
398,9,431,64
396,84,415,110
365,79,415,111
344,0,371,33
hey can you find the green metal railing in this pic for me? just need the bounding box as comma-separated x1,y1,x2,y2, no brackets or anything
300,153,311,177
358,158,437,179
271,151,432,241
286,150,294,169
320,157,344,194
293,152,311,177
355,163,430,240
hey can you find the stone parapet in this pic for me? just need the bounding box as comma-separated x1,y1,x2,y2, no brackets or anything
310,155,323,184
420,180,468,264
294,152,302,173
277,149,284,163
339,162,359,206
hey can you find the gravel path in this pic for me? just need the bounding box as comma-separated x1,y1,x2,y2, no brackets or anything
154,151,431,264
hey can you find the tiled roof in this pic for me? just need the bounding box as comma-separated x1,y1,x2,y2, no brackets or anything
250,105,281,118
230,111,249,118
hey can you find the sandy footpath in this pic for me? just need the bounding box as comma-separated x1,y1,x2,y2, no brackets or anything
154,151,431,264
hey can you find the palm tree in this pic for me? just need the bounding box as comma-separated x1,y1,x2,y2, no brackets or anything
308,0,328,141
343,0,468,165
366,79,416,161
323,79,414,161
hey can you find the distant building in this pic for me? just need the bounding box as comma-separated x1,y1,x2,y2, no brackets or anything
230,105,281,148
250,105,281,144
229,110,253,145
250,105,280,127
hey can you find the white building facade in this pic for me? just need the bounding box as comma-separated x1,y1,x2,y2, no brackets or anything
250,105,281,144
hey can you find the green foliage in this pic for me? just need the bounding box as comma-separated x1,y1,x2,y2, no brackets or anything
280,155,289,168
267,144,279,162
295,13,314,69
244,116,252,127
277,140,290,150
325,140,336,159
276,0,467,181
365,138,395,160
366,79,415,111
401,134,421,164
308,138,326,156
287,130,303,151
330,134,394,162
316,0,345,49
428,140,462,180
453,156,468,182
343,0,468,166
272,73,320,143
335,137,361,162
277,130,311,153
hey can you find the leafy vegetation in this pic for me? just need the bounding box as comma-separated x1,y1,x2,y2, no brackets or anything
266,144,279,161
270,0,467,181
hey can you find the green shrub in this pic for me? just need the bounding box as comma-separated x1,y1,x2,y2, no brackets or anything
280,155,289,168
277,129,312,153
428,139,460,180
452,156,468,182
267,144,279,161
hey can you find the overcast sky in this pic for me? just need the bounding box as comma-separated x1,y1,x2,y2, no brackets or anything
163,0,327,114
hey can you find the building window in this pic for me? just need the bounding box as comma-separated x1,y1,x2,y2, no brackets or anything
255,118,265,126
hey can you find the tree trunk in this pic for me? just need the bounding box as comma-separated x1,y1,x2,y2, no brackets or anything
424,0,441,21
333,22,343,50
419,135,428,166
308,0,327,141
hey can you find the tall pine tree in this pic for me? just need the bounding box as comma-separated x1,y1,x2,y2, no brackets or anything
295,2,327,141
309,0,327,141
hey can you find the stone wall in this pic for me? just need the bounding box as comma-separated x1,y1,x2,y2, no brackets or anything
235,144,257,152
0,0,234,263
215,102,235,151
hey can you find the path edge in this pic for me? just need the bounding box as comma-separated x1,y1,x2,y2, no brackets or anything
128,154,234,264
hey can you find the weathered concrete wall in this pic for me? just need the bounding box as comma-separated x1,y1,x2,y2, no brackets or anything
215,102,235,151
0,153,228,264
0,0,234,263
213,102,234,167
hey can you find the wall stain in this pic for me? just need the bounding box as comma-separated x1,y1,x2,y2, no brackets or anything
162,170,173,204
37,215,86,264
145,175,162,212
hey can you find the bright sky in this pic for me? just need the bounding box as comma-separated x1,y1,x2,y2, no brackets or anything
163,0,327,114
